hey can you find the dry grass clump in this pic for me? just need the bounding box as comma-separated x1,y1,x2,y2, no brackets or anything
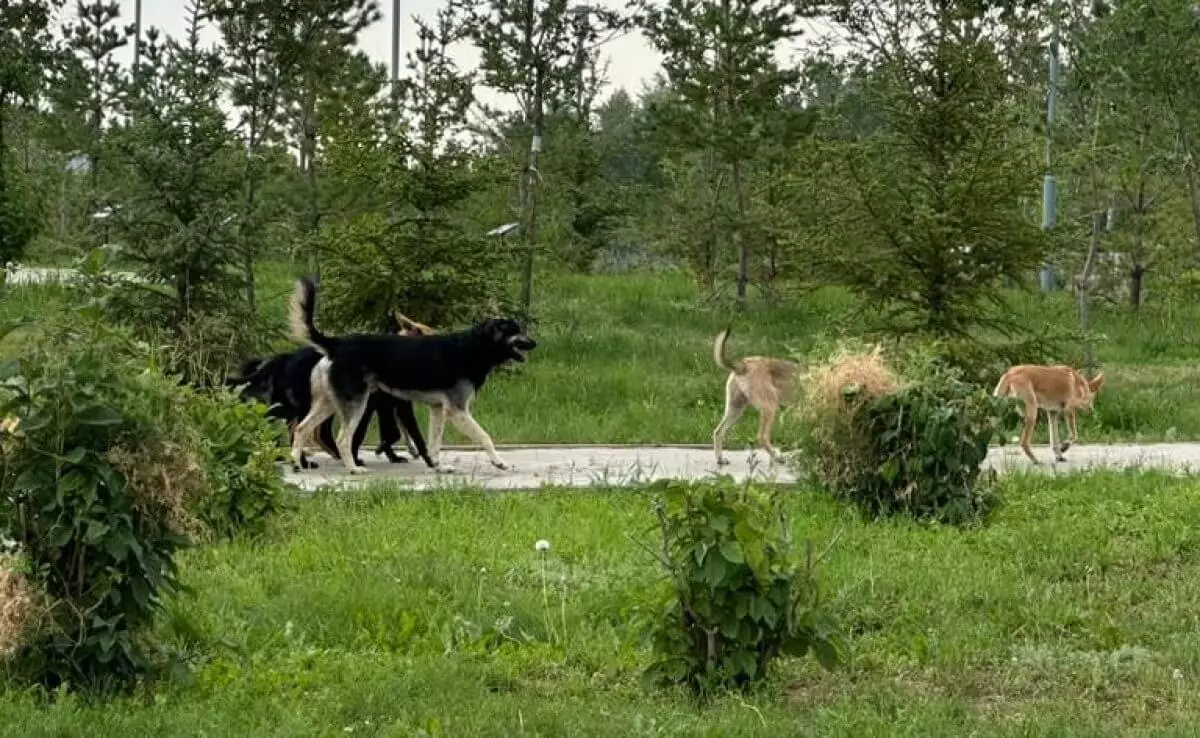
0,554,42,661
107,439,208,541
805,345,900,415
795,345,902,488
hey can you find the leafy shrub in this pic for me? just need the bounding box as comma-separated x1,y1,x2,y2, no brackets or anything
0,162,38,266
644,478,843,696
181,385,287,539
795,345,1005,525
0,313,206,689
0,304,284,690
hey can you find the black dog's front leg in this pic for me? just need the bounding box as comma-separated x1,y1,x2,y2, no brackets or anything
394,400,434,468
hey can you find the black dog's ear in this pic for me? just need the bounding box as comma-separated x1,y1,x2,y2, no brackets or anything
480,318,504,338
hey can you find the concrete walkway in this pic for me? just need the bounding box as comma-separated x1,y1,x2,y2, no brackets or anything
281,442,1200,492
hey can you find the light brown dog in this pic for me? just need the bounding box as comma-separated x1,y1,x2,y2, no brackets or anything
993,364,1106,464
711,328,801,465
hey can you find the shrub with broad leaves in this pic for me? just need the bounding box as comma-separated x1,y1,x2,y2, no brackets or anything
644,478,843,696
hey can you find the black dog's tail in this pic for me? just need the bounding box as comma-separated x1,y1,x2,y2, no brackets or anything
289,277,336,356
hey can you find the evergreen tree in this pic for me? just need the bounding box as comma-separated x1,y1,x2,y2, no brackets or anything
107,2,241,327
320,6,511,329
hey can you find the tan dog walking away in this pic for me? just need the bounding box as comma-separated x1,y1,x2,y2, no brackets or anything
711,328,801,465
993,364,1106,464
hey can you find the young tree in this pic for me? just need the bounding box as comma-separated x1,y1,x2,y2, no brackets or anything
210,0,307,312
61,0,131,204
1095,0,1200,259
796,0,1049,338
457,0,624,314
320,7,512,329
635,0,801,301
0,0,64,264
107,3,242,327
276,0,381,273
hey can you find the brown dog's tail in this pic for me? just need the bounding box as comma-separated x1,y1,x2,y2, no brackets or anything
992,370,1014,397
289,277,336,356
713,328,746,375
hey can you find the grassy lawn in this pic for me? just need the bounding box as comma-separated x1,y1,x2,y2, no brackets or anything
3,471,1200,736
8,262,1196,447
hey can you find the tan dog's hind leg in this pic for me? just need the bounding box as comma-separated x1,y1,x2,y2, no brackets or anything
713,374,747,466
756,404,781,463
447,407,510,471
1018,388,1040,464
1046,410,1065,463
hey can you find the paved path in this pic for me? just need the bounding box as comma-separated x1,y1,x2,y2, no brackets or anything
281,442,1200,492
4,265,141,286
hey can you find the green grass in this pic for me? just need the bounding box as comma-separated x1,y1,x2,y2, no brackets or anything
4,471,1200,736
5,263,1200,446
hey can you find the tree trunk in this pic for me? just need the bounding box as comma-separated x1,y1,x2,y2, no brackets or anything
732,158,748,303
301,76,320,277
1186,164,1200,261
1077,99,1105,377
518,75,544,317
1076,209,1103,376
1128,264,1144,310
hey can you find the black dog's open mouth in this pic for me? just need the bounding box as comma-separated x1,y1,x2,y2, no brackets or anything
508,336,537,362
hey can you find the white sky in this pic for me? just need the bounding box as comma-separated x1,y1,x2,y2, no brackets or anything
69,1,835,111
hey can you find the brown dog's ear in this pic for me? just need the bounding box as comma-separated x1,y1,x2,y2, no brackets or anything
394,310,436,336
1089,372,1105,392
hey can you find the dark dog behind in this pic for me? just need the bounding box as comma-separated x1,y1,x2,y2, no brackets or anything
289,277,536,474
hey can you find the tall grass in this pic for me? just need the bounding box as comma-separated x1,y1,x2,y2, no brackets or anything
3,265,1199,445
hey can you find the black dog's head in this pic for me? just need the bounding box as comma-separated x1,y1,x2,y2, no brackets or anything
225,357,272,401
478,318,537,364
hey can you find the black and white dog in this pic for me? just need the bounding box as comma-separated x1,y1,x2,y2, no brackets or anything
228,338,433,470
288,277,536,474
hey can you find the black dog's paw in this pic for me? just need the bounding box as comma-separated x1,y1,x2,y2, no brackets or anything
376,444,410,464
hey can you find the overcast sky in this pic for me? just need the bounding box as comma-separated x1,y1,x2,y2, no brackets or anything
64,1,833,112
70,0,658,111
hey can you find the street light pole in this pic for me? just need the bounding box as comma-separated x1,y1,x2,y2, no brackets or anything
391,0,401,84
1040,6,1060,291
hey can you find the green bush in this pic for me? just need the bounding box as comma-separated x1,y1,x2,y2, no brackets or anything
0,305,286,690
795,346,1005,526
181,385,287,539
0,314,205,689
644,479,842,696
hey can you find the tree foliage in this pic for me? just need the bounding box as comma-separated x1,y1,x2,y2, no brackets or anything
320,7,512,329
106,4,243,346
795,0,1049,337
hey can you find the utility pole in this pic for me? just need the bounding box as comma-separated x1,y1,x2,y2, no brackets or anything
1039,5,1060,291
391,0,401,84
133,0,142,72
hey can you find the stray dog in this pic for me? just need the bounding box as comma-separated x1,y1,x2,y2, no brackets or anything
711,328,801,465
288,277,536,474
227,311,438,469
993,364,1106,464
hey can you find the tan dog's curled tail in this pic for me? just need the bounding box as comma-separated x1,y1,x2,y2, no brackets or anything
993,370,1014,397
713,328,746,375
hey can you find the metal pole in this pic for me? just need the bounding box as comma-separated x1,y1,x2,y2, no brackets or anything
133,0,142,72
391,0,401,83
1040,8,1059,291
